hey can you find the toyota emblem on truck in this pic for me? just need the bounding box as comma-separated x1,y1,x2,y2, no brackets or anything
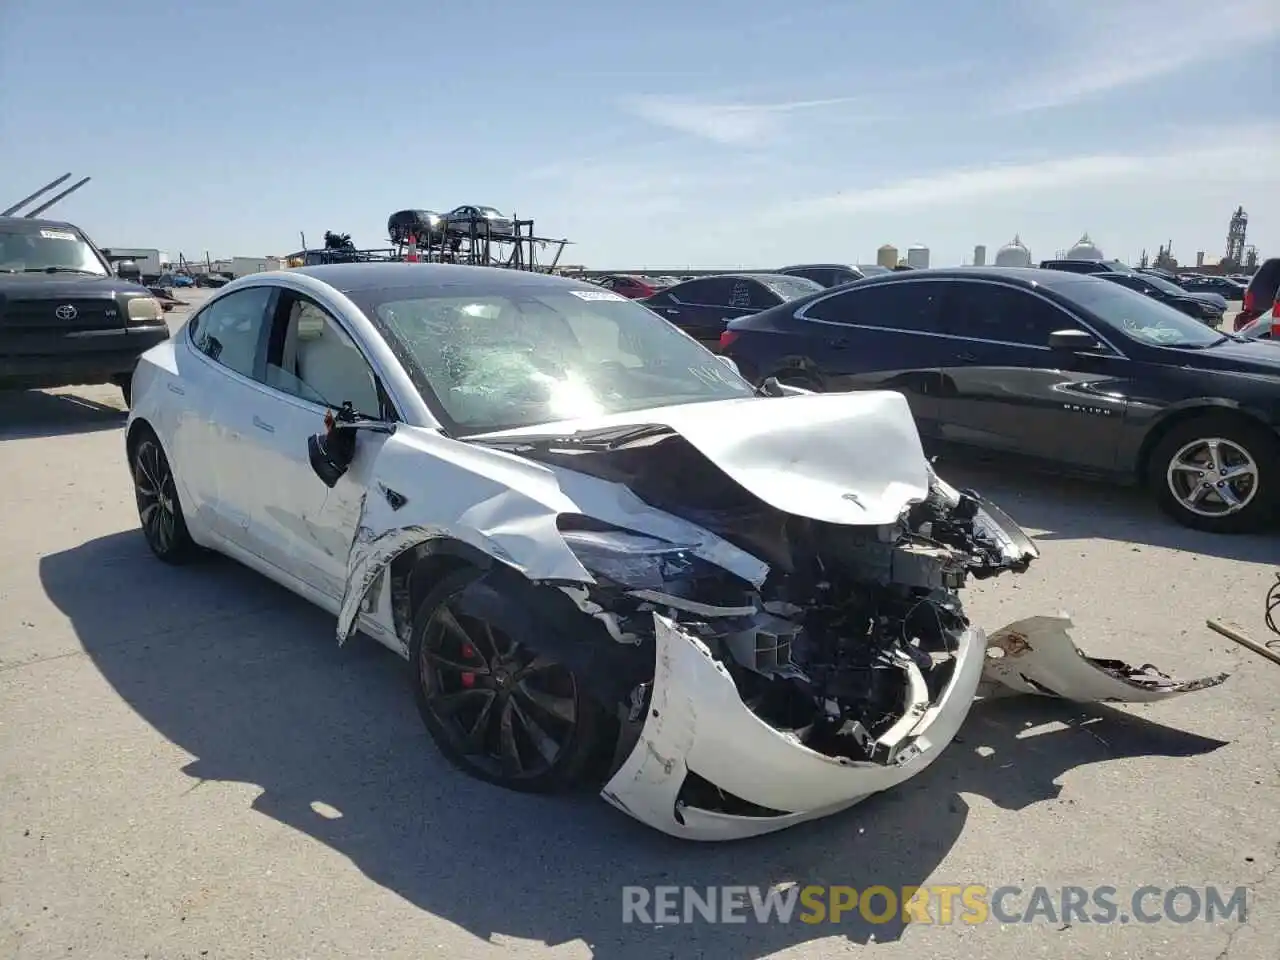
54,304,78,320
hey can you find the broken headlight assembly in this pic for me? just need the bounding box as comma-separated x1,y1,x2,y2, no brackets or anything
559,528,706,591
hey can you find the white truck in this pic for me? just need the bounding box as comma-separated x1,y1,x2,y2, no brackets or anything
228,256,283,278
101,247,170,281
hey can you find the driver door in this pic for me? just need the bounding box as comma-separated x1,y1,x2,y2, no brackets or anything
230,289,394,602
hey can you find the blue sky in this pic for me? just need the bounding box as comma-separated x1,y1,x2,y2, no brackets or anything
2,0,1276,269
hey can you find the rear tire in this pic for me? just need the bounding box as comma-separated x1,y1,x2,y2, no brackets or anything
130,429,200,563
409,569,602,793
1148,414,1278,533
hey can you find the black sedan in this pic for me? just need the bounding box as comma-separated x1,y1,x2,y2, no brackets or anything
1097,271,1225,325
721,267,1280,533
775,263,866,287
1179,275,1247,300
640,273,822,347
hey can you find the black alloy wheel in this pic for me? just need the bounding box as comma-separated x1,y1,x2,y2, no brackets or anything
410,571,600,792
131,433,198,563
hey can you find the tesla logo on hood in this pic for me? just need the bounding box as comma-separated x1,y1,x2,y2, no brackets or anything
54,304,78,320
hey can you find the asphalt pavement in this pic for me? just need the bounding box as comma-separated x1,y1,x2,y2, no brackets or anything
0,290,1276,960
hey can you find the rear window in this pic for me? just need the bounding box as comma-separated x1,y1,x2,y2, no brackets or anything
1245,259,1280,305
760,276,823,300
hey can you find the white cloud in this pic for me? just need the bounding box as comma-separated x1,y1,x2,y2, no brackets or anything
623,94,869,145
999,0,1280,113
778,126,1280,219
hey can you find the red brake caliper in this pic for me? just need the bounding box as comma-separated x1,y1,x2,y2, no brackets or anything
460,643,476,688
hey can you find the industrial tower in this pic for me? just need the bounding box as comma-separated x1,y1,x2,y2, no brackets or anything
1224,206,1247,271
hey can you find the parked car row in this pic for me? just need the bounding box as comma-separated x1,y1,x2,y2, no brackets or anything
1037,259,1227,324
1177,274,1247,299
710,267,1279,534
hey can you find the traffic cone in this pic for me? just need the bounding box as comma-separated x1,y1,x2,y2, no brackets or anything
405,234,418,262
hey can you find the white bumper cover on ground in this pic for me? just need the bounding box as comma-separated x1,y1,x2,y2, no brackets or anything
601,615,988,841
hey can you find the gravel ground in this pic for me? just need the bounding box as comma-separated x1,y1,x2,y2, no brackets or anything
0,290,1275,960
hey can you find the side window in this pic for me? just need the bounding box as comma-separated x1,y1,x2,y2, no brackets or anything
265,293,384,418
670,278,724,304
944,284,1074,346
189,287,275,379
746,280,781,309
691,277,735,305
804,282,941,332
786,268,829,286
728,278,753,308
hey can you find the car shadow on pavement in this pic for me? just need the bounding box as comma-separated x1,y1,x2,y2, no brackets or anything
40,532,1229,959
936,457,1277,564
0,388,126,440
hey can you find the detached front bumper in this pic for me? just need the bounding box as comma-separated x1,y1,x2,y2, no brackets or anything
601,614,987,841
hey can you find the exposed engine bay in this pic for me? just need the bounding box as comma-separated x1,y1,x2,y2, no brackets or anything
333,390,1229,839
482,426,1039,771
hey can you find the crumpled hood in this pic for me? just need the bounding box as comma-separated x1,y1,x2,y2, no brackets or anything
467,391,932,526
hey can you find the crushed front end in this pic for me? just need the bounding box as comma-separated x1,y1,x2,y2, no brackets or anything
556,472,1040,840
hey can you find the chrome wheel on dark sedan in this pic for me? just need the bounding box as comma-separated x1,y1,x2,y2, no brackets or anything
1165,437,1259,518
1150,415,1278,533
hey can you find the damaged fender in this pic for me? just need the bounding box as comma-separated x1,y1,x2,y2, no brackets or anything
601,614,990,841
980,615,1230,702
335,426,769,643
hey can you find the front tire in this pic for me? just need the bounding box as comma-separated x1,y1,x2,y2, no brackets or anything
409,569,601,793
130,431,199,563
1148,414,1278,533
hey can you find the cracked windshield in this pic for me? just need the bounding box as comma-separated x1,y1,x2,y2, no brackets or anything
366,288,754,431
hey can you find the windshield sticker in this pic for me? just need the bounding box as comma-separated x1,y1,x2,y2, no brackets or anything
570,290,627,302
39,230,77,241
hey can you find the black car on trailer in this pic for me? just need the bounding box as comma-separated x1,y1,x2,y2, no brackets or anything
0,216,169,406
720,266,1280,533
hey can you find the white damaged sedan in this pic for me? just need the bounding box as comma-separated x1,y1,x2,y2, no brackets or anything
125,263,1226,840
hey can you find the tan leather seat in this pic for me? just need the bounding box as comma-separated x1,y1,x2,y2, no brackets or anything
291,302,381,416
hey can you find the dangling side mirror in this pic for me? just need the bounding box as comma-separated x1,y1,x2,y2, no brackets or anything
307,402,396,488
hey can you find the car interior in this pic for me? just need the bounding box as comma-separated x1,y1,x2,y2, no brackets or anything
267,298,383,417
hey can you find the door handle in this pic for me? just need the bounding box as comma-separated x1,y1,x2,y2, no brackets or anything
956,352,978,362
167,383,184,395
252,415,275,433
827,338,849,349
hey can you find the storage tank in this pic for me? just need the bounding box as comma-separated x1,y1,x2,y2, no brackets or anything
1067,233,1104,260
906,245,930,270
973,244,986,266
876,244,899,269
994,234,1032,267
